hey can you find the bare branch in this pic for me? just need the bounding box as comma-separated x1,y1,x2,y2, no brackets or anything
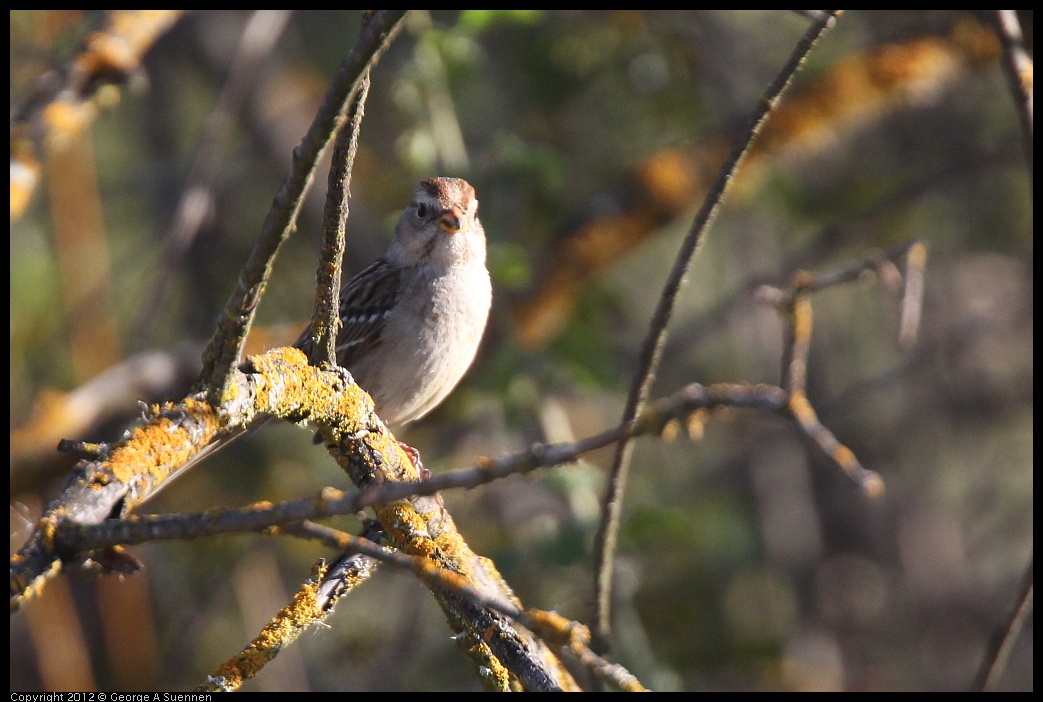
593,9,841,649
311,73,370,365
197,10,407,402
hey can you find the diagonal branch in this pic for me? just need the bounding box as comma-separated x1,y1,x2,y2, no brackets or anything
199,520,385,692
310,73,370,365
197,10,407,402
592,9,841,648
12,346,573,689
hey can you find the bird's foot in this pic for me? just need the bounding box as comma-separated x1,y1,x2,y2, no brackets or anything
398,441,444,509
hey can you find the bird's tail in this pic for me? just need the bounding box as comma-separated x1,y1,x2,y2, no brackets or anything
131,415,272,508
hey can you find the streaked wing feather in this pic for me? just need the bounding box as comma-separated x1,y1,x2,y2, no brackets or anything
295,259,402,368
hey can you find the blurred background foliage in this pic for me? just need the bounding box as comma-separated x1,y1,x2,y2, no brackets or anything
10,10,1032,691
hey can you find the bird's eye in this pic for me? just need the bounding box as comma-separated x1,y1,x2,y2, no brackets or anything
416,203,430,218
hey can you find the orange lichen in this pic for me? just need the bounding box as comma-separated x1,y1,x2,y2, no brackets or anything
103,397,222,494
204,562,328,691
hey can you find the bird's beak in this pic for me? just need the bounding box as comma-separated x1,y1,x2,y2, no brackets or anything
438,205,464,233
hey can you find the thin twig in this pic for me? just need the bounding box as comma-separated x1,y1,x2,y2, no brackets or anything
198,10,407,402
591,9,841,648
312,73,371,365
53,382,788,553
53,375,876,551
